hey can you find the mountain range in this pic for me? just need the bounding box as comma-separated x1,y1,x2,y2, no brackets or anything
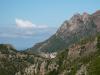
26,10,100,53
0,10,100,75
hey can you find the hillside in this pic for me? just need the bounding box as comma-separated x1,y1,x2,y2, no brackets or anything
0,10,100,75
0,34,100,75
0,44,17,54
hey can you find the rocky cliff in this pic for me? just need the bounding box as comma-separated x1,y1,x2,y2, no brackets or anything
26,10,100,53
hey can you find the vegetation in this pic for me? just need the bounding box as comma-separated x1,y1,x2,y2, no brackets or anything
87,56,100,75
47,69,58,75
0,44,16,54
87,34,100,75
0,35,100,75
41,35,67,52
97,34,100,50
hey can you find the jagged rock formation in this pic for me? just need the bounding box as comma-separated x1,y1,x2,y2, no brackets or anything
92,10,100,32
26,10,100,53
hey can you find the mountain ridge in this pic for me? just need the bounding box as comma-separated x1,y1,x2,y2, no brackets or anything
26,10,100,53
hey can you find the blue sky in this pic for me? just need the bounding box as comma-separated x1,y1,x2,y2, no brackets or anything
0,0,100,50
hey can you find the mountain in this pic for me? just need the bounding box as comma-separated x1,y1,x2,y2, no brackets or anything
26,10,100,53
0,32,100,75
0,10,100,75
92,10,100,32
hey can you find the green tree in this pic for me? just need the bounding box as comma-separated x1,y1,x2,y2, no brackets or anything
97,34,100,50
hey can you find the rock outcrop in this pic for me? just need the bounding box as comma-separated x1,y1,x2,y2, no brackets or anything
26,10,100,53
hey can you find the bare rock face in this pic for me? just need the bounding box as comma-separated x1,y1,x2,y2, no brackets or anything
56,12,97,49
68,38,97,60
57,12,96,40
26,10,100,53
92,10,100,32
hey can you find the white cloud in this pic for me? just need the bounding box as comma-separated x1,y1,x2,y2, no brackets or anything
0,18,50,39
15,18,48,29
15,18,36,28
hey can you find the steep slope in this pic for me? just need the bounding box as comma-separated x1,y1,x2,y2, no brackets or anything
92,10,100,32
45,34,100,75
26,35,67,53
26,10,99,53
0,34,100,75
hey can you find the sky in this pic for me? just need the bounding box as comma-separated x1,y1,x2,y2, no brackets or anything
0,0,100,50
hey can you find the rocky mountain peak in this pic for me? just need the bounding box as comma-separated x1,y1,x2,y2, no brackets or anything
82,12,91,23
26,10,99,53
56,13,83,36
92,10,100,32
92,10,100,16
56,12,95,39
70,13,82,22
70,12,91,24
